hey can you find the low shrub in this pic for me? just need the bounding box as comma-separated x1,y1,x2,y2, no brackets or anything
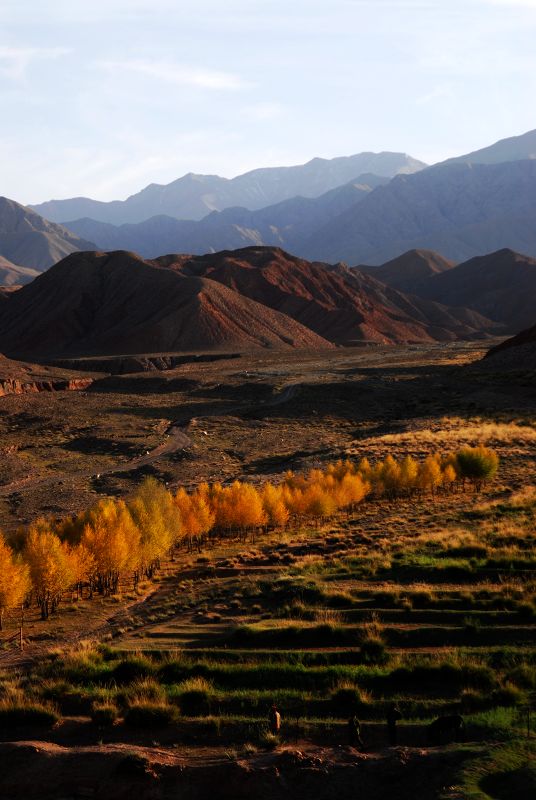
124,702,178,728
115,753,151,777
360,639,388,665
259,731,279,750
174,677,213,716
91,702,119,727
111,656,154,684
0,703,59,729
330,686,361,714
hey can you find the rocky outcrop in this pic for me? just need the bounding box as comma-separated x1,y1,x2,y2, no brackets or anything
47,352,240,375
0,376,93,397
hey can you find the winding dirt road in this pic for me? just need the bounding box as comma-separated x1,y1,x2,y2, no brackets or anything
0,383,301,499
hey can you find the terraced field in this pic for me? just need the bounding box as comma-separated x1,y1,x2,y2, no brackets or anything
29,488,529,752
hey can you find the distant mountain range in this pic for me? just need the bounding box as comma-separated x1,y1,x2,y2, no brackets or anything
63,174,389,259
303,159,536,264
61,158,536,267
1,128,536,346
31,152,424,225
0,197,96,274
27,128,534,269
441,127,536,166
0,247,499,360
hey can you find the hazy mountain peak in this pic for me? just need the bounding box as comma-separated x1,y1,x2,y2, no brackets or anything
441,128,536,167
31,151,426,226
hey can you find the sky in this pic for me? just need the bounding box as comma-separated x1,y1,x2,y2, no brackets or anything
1,0,536,204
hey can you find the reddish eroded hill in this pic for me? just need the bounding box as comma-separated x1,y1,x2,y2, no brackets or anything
0,250,332,359
413,248,536,332
159,246,497,344
359,249,455,295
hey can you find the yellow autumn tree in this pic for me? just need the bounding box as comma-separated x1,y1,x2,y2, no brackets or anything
0,535,30,629
442,463,458,492
334,472,369,510
399,455,419,494
24,520,74,619
129,478,180,576
381,455,402,496
81,498,140,594
302,484,337,521
418,454,443,495
65,542,96,598
262,483,290,528
175,487,215,550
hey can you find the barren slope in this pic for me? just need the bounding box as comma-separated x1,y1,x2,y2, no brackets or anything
0,250,332,358
359,249,455,294
163,246,498,344
415,248,536,331
0,197,96,273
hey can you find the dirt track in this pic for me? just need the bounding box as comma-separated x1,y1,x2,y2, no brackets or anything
0,382,300,499
0,739,479,800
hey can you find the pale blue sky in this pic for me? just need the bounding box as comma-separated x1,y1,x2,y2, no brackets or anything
1,0,535,203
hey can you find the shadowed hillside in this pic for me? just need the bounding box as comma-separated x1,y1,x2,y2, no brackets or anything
0,197,96,272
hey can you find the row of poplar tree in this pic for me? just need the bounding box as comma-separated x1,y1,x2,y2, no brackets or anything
0,445,498,627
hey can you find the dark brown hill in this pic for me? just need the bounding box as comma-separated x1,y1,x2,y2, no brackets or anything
413,248,536,332
475,322,536,371
158,247,498,345
0,251,332,358
359,249,455,294
0,197,96,274
484,322,536,369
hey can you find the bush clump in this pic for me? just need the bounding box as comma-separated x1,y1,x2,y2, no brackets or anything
360,639,388,665
456,446,499,490
174,677,213,716
0,703,59,729
91,702,119,727
330,686,361,714
111,656,154,685
124,702,177,728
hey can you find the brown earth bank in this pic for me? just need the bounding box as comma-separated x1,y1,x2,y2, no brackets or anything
0,353,96,397
47,352,242,375
0,741,479,800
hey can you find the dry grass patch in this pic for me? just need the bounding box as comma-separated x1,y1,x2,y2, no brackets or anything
354,419,536,451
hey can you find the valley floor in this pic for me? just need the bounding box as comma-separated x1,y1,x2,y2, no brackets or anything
0,341,535,799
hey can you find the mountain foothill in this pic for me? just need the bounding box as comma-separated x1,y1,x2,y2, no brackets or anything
0,128,536,361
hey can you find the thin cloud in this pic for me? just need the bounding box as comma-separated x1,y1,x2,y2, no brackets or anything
0,45,70,80
415,85,455,105
96,59,254,90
